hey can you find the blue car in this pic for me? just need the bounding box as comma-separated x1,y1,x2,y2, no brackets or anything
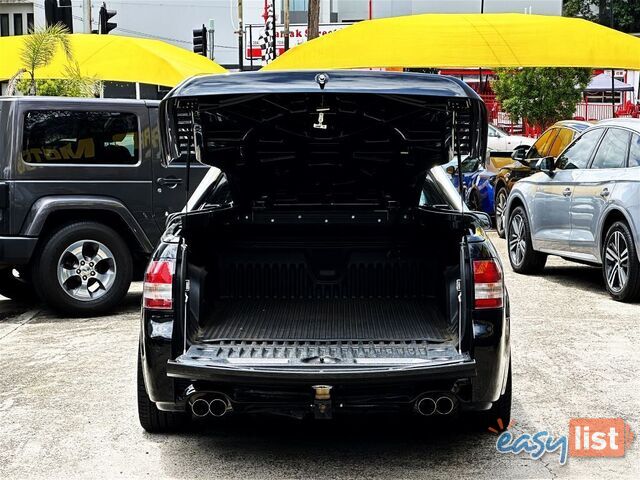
443,156,498,218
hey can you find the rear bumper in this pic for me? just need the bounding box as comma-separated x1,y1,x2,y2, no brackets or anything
166,357,476,385
163,357,478,415
0,236,38,266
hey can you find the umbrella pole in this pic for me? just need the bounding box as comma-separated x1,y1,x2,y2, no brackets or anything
611,69,616,118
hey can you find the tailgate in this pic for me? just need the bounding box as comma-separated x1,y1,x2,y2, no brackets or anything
167,340,475,383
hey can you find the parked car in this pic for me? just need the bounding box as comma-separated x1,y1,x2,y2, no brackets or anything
487,124,531,152
138,71,511,432
505,118,640,302
0,97,208,315
444,154,498,218
494,120,591,237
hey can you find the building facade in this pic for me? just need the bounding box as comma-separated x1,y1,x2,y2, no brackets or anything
0,0,34,36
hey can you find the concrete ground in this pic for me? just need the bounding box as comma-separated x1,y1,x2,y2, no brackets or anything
0,232,638,479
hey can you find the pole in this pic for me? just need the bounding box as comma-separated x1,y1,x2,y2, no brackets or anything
308,0,320,40
478,1,484,94
238,0,244,71
271,0,277,59
612,70,616,118
368,0,373,20
249,24,254,69
283,0,290,51
83,0,92,33
208,19,215,60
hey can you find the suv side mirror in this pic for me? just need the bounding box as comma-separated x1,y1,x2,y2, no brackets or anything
445,165,457,176
470,211,492,230
539,156,556,172
511,145,529,161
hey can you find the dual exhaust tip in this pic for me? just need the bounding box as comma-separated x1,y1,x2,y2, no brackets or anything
189,394,231,418
416,395,456,416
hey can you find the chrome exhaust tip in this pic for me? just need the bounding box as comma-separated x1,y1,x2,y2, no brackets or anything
416,396,436,416
190,398,210,418
435,396,455,415
208,398,229,417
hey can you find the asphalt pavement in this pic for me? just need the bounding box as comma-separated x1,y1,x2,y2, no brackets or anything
0,232,638,479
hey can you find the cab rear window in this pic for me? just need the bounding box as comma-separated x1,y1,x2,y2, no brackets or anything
21,110,139,165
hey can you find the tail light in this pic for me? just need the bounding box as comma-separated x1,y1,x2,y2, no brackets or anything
143,245,177,310
473,259,503,309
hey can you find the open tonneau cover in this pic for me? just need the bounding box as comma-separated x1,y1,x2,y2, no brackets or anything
160,71,487,209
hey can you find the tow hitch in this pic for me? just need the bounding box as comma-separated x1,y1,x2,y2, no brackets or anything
312,385,333,419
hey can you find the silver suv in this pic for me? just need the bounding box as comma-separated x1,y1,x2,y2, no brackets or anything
505,119,640,302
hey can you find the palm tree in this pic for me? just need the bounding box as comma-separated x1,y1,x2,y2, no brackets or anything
20,23,72,95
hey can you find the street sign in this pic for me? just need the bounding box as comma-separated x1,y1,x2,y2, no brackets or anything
244,22,351,60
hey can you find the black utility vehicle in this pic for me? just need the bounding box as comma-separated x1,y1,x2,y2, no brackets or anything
138,72,511,431
0,97,207,315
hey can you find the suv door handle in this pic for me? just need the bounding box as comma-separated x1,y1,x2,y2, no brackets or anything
562,187,572,197
600,188,610,198
157,177,183,188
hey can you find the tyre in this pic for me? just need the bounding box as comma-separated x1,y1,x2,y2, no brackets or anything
507,206,547,274
467,190,481,213
137,350,189,433
602,221,640,302
495,188,508,238
0,267,34,301
469,362,512,432
31,222,132,316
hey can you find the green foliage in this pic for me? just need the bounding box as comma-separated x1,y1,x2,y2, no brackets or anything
20,23,73,94
14,24,100,97
492,68,592,129
16,77,100,98
563,0,640,33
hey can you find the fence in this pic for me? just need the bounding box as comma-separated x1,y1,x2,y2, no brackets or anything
573,102,620,121
481,94,627,138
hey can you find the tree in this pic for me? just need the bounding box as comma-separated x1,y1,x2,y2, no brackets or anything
20,24,73,95
307,0,320,40
563,0,640,33
16,62,101,97
15,24,99,97
492,68,592,129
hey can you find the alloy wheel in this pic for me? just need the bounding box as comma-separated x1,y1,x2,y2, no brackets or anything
496,191,507,233
508,214,527,266
604,231,630,293
57,239,117,301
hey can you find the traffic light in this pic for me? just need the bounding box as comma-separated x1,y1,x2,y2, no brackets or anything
193,25,208,56
99,2,117,35
44,0,74,33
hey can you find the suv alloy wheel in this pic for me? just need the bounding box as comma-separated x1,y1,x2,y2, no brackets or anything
32,222,133,316
507,206,547,274
603,221,640,302
495,188,508,238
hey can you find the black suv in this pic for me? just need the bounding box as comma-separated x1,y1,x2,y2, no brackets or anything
138,71,512,431
0,97,207,315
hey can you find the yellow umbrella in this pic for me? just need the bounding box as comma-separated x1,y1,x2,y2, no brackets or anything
0,34,226,87
264,13,640,71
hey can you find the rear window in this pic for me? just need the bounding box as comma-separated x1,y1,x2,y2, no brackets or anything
21,110,139,165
